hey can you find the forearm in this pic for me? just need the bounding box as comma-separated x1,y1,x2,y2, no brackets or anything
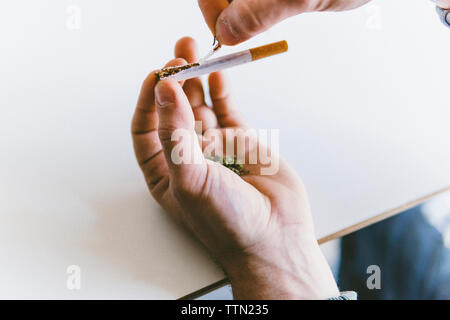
223,233,339,300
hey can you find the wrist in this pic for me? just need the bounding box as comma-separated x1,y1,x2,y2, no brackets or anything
221,232,339,300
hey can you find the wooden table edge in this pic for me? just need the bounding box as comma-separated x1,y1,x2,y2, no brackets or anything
179,185,450,300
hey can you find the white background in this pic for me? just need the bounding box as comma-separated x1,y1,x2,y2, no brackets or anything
0,0,449,298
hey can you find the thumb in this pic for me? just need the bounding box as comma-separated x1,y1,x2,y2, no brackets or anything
198,0,231,36
216,0,304,45
155,79,207,189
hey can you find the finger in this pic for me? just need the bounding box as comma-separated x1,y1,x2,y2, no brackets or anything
131,58,187,194
133,58,186,134
175,36,200,64
155,78,207,191
174,37,205,107
175,37,218,132
164,57,189,88
198,0,231,36
433,0,450,9
216,0,300,45
132,70,169,194
209,71,247,128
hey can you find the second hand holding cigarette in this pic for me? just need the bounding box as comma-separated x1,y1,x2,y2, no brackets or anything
156,40,288,81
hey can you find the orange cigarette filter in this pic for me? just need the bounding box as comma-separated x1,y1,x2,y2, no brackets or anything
250,40,289,61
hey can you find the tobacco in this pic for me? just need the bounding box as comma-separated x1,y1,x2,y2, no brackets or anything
156,62,200,81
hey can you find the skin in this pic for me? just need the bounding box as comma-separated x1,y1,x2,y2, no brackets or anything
199,0,450,46
433,0,450,9
198,0,372,45
130,0,450,301
131,37,339,299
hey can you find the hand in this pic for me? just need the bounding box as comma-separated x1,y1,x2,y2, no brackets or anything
433,0,450,9
198,0,371,45
131,37,339,299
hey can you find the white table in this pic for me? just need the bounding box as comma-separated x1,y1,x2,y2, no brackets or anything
1,0,449,299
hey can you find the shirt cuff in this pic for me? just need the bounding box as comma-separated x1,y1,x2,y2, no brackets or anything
327,291,358,300
436,6,450,27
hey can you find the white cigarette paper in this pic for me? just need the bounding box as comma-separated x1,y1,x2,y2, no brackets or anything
157,40,288,82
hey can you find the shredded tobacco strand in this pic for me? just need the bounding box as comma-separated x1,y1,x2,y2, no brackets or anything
156,63,200,80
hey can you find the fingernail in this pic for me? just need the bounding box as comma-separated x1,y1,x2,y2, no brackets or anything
217,17,239,45
155,82,174,107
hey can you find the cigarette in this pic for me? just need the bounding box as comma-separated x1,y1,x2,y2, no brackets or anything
156,40,288,81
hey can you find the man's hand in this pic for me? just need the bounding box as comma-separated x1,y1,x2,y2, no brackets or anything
433,0,450,9
131,37,339,299
198,0,371,45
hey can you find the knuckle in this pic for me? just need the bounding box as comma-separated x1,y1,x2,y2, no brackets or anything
158,127,176,144
239,3,266,35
